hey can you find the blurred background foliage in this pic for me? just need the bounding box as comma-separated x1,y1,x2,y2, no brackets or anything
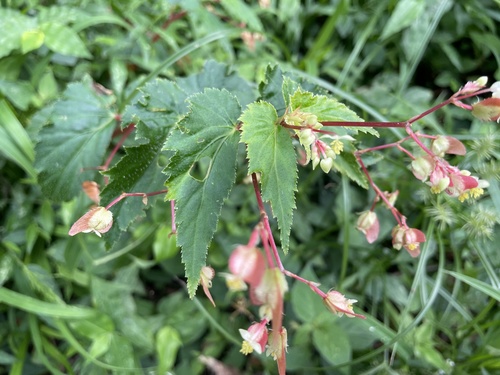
0,0,499,374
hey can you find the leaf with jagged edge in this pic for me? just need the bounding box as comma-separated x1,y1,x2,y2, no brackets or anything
258,65,329,117
240,101,297,253
164,89,241,298
178,60,255,109
259,65,287,116
101,80,188,243
35,77,116,201
289,88,378,136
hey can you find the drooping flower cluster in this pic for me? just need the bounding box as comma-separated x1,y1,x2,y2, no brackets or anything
353,77,497,256
218,225,363,375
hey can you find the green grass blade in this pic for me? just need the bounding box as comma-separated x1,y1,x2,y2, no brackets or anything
337,2,386,87
0,287,97,319
0,100,34,160
398,0,452,93
28,315,67,375
444,271,500,301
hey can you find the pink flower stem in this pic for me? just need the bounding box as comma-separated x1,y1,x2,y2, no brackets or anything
355,151,404,226
248,226,261,248
251,173,283,270
282,269,326,298
170,200,177,235
105,189,168,210
102,123,136,171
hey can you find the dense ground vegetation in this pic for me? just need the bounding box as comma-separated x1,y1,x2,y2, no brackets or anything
0,0,499,374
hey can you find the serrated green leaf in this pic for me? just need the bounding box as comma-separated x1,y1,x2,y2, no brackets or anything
290,88,363,121
35,80,116,201
259,65,287,116
332,152,368,189
101,80,190,243
164,89,241,297
178,60,255,108
40,22,91,58
289,89,377,136
122,79,188,139
240,101,297,252
101,138,168,236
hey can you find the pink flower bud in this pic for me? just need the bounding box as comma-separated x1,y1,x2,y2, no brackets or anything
253,268,288,309
461,77,488,94
323,290,365,318
391,225,426,257
411,156,434,181
356,211,379,243
472,98,500,122
200,266,216,307
68,206,113,237
82,181,101,204
228,245,265,287
431,136,466,156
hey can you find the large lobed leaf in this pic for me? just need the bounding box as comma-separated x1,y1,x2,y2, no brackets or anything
164,89,241,297
35,79,116,201
240,101,297,252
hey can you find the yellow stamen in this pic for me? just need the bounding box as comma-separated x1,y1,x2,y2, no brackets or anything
469,187,484,199
430,186,441,194
240,341,254,355
331,139,344,154
406,243,418,251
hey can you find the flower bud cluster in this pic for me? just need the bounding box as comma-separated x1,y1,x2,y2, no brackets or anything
411,136,488,202
222,244,288,371
284,109,351,174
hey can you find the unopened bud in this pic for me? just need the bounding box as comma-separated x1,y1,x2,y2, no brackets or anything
472,98,500,122
69,206,113,237
475,76,488,87
411,156,434,181
320,157,334,173
431,136,466,156
356,211,379,244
